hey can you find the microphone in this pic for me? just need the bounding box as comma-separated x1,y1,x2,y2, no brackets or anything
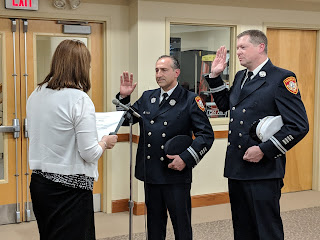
112,99,141,118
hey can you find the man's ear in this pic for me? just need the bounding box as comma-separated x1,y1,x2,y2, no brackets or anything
175,69,181,78
259,43,266,54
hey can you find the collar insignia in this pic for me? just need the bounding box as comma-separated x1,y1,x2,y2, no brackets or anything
259,71,266,77
169,99,176,106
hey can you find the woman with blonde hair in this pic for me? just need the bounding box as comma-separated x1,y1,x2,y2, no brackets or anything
27,39,117,240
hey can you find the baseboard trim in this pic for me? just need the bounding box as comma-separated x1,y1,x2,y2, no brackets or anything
191,192,230,208
112,192,230,215
134,201,146,215
112,199,129,213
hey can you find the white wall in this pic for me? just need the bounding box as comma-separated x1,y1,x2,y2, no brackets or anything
172,29,230,52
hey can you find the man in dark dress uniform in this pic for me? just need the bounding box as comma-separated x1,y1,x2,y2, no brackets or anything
205,30,309,240
116,55,214,240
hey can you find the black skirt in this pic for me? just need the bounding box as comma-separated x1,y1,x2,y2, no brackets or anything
30,173,96,240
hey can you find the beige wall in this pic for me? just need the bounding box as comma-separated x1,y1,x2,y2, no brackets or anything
1,0,320,212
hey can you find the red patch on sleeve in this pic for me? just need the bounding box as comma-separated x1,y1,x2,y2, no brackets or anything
283,76,298,94
195,96,205,112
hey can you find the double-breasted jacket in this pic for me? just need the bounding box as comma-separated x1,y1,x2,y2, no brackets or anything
117,84,214,184
206,60,309,180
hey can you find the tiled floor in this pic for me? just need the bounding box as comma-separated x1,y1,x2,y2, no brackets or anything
1,190,320,240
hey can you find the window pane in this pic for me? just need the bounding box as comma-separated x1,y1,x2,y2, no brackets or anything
170,24,231,118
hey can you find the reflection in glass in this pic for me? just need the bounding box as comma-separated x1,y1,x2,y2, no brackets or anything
36,36,87,85
0,34,4,180
170,25,232,118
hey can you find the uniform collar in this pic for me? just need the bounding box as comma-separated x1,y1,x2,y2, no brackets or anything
250,58,269,78
231,59,271,106
160,82,178,98
150,84,182,119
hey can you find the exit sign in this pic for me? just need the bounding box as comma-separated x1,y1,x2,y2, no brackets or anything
5,0,38,11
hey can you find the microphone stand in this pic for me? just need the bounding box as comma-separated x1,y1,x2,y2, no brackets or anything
123,110,134,240
113,99,141,240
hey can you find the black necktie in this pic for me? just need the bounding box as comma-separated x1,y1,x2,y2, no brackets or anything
242,71,253,89
159,93,168,106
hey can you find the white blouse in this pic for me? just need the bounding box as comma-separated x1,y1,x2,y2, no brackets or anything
26,83,103,181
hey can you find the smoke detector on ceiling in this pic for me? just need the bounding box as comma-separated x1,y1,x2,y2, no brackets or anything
52,0,81,10
52,0,66,9
69,0,81,9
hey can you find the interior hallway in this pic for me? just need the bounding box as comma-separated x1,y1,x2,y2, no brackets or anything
1,190,320,240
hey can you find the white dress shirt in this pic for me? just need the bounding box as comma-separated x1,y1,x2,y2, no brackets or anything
159,82,178,103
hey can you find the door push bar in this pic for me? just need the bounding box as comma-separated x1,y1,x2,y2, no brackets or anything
0,119,20,138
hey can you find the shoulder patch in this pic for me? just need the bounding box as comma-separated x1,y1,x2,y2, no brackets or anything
195,96,205,112
283,76,298,94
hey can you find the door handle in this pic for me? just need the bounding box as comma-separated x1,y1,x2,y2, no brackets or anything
0,118,20,138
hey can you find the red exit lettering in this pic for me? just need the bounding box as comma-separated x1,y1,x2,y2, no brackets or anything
12,0,32,7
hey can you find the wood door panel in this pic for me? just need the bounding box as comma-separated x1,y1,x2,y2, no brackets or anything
0,18,22,206
89,23,104,197
267,29,316,192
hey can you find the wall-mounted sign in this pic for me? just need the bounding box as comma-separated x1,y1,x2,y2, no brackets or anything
5,0,38,11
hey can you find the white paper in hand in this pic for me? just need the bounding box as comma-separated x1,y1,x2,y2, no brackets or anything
95,111,126,140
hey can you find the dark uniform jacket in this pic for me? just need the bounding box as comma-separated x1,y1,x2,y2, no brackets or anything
117,84,214,184
206,60,309,180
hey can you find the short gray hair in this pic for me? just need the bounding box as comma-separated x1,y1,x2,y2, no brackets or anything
157,55,180,70
237,30,268,54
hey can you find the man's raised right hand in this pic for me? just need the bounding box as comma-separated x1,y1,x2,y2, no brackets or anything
120,71,137,98
210,46,228,78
